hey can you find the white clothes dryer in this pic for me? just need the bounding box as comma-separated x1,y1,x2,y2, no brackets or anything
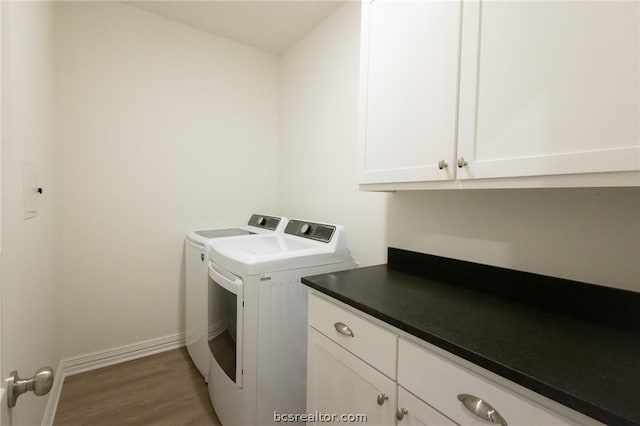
184,214,287,379
206,219,356,426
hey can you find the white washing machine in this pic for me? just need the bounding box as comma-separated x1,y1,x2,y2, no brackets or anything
206,219,356,426
184,214,287,379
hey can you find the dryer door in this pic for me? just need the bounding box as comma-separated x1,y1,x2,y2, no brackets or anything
208,261,243,388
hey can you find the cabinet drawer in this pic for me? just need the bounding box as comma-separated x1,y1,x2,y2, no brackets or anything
398,338,575,426
308,293,397,378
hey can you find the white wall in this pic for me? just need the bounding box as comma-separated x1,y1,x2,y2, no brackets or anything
280,3,640,292
279,2,388,267
38,0,640,369
388,189,640,292
1,1,59,424
55,2,280,358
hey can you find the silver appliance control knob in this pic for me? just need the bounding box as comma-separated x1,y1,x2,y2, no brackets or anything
300,224,311,235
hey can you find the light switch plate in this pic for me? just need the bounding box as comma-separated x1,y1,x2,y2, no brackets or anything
23,163,38,219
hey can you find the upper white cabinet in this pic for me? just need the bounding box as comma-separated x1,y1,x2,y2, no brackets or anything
358,0,462,184
358,0,640,188
457,0,640,180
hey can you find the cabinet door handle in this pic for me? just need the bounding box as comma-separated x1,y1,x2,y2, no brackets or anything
457,157,468,168
457,394,507,426
396,407,408,421
438,159,448,170
334,322,354,337
376,393,389,405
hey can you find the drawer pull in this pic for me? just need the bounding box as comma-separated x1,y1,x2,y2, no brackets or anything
376,393,389,406
457,394,507,426
396,407,408,421
334,322,354,337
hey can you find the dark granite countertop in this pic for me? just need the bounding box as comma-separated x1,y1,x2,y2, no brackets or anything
301,248,640,426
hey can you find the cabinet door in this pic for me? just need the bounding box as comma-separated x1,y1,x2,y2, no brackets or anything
358,0,462,184
307,327,395,426
397,387,458,426
457,0,640,180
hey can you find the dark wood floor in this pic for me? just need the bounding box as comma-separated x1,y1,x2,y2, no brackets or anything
54,348,221,425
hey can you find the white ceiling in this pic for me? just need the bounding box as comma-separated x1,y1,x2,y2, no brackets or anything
127,1,347,55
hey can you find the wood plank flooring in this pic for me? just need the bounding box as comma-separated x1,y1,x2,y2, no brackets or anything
54,348,221,426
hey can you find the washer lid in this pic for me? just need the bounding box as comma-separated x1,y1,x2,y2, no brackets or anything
186,227,254,246
185,214,289,246
194,228,253,239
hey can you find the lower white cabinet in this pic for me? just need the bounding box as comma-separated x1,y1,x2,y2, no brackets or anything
307,327,396,426
396,387,457,426
307,293,599,426
398,338,575,426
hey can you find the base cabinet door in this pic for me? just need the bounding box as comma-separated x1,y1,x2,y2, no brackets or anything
307,328,396,426
396,387,457,426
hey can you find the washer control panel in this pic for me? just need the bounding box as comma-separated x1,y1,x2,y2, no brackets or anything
285,220,335,243
248,214,282,231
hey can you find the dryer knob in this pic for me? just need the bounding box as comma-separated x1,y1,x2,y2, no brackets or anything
257,216,266,226
300,224,311,235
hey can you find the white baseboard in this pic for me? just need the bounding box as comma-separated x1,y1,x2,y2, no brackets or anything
208,318,227,340
41,332,185,426
61,332,185,376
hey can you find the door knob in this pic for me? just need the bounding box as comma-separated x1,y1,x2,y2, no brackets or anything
438,160,448,170
6,367,54,408
457,157,468,168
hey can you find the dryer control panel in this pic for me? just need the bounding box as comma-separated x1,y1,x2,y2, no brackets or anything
248,214,282,231
285,220,335,243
